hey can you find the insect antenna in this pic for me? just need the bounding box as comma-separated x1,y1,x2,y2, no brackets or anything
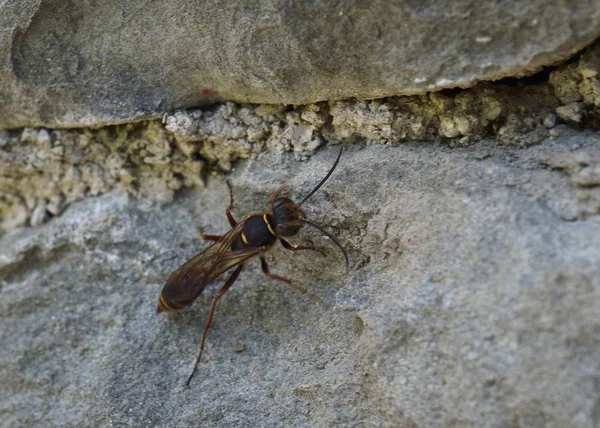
302,218,349,270
299,146,343,205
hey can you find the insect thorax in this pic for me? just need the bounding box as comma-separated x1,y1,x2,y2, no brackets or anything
232,214,278,250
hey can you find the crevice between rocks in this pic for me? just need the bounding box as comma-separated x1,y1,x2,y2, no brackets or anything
1,41,600,234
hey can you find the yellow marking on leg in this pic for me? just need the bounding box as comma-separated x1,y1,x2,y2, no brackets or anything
263,214,277,237
241,232,249,244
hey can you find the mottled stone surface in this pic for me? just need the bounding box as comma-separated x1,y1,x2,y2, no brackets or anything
5,39,600,233
2,0,600,128
2,134,599,427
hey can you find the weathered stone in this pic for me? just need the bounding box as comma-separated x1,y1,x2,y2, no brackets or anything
1,133,599,427
1,77,569,233
2,0,600,128
556,102,586,123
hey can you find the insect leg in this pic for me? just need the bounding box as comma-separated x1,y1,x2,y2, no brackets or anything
267,186,285,205
197,227,222,242
279,238,326,256
186,263,244,386
260,256,306,294
202,234,222,242
260,256,291,283
225,180,237,227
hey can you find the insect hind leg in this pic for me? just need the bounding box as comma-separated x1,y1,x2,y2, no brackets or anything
186,263,244,386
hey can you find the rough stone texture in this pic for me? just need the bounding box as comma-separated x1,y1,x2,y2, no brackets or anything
2,0,600,128
5,39,600,233
0,122,204,231
1,134,599,427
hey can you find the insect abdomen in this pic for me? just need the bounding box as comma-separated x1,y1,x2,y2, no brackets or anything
157,292,175,313
156,291,193,313
156,275,203,313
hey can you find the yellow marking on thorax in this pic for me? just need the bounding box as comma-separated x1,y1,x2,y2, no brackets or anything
241,232,249,244
263,214,277,237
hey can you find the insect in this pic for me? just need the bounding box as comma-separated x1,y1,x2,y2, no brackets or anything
157,146,348,386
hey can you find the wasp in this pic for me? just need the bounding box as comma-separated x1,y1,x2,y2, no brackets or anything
157,146,348,386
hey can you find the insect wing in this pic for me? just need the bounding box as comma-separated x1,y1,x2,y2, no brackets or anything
158,223,245,312
208,245,264,280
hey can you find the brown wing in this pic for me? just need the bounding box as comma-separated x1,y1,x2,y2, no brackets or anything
157,223,261,312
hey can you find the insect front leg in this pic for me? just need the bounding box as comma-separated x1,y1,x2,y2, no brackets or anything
186,263,244,386
279,238,326,256
267,186,285,205
225,180,237,227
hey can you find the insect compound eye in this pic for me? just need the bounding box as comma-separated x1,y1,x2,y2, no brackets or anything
272,197,295,219
272,197,304,237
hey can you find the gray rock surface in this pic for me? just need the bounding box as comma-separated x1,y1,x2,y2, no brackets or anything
1,134,599,427
4,39,600,234
2,0,600,129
